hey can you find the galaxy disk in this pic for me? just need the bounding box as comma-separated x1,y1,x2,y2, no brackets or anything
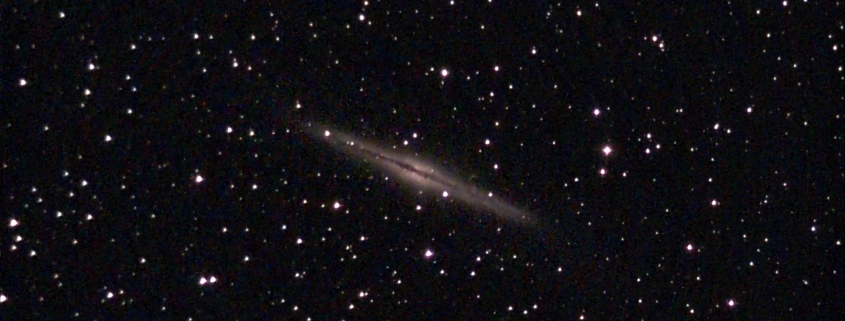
304,122,535,226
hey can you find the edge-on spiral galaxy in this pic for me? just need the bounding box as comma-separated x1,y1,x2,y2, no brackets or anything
303,121,536,226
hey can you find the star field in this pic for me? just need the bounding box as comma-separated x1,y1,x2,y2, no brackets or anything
2,1,843,320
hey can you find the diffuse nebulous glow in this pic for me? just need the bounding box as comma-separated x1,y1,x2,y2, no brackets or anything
304,122,535,226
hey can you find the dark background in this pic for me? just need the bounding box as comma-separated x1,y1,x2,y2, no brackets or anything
1,1,842,319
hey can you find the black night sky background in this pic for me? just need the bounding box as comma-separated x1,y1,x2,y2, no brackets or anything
2,1,843,320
